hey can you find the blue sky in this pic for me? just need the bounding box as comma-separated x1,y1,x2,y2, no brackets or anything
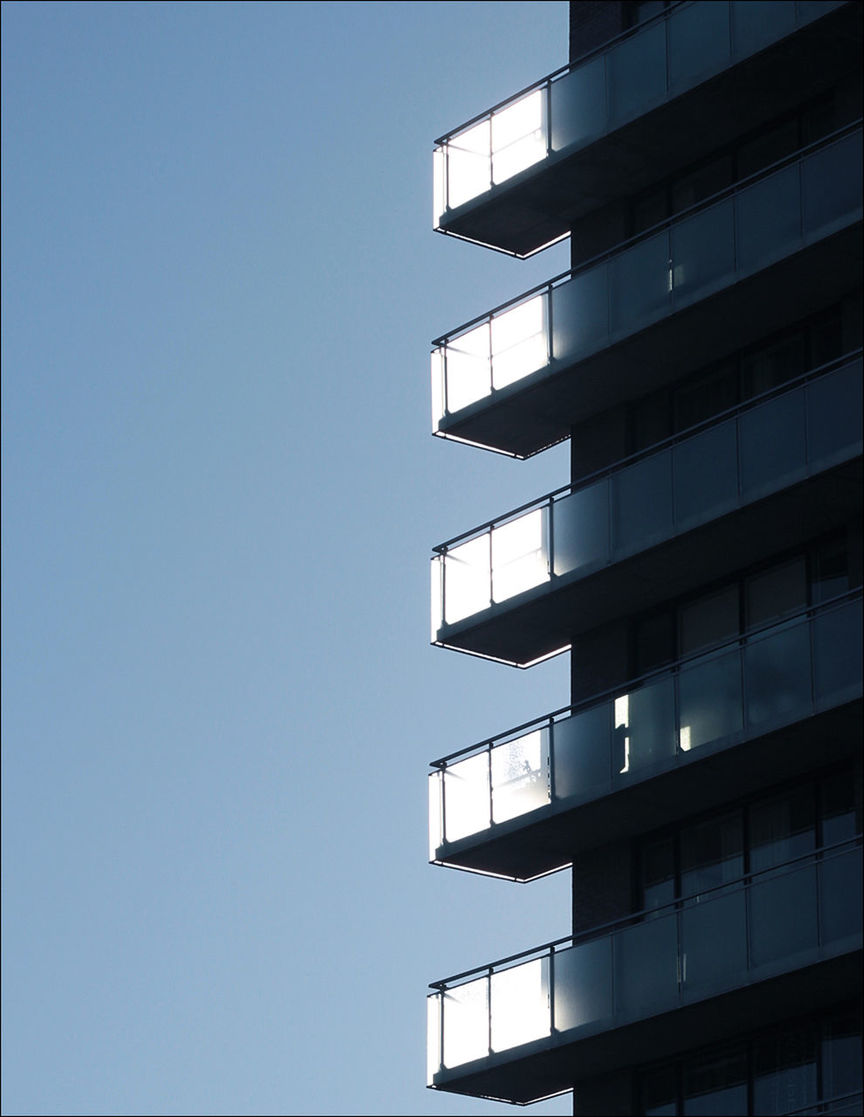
1,3,575,1113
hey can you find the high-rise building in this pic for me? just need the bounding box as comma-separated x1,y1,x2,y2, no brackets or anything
425,3,863,1113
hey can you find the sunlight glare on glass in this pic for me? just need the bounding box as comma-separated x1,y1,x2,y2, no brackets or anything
447,118,492,209
443,977,489,1068
433,146,446,225
491,509,549,603
430,348,446,427
428,772,444,858
490,958,549,1052
427,994,442,1084
492,730,550,824
491,90,546,185
443,534,491,624
443,752,491,842
445,321,491,414
680,724,692,751
491,294,548,389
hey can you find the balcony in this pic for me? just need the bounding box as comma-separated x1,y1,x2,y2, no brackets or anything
433,126,862,457
427,840,862,1104
430,592,862,881
431,355,862,666
433,0,859,256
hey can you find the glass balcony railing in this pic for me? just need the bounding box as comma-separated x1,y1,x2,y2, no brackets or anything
427,839,863,1099
433,0,846,239
431,354,863,659
432,126,862,448
429,592,862,868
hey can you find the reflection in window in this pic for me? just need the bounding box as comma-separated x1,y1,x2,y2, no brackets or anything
749,787,816,873
753,1025,817,1115
683,1048,747,1115
680,812,743,900
679,585,739,656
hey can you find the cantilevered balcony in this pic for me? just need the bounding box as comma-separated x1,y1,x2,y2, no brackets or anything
432,125,862,457
431,355,862,666
433,0,859,256
427,840,862,1104
429,592,862,881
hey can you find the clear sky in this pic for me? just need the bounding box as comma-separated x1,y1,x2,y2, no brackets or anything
1,3,575,1114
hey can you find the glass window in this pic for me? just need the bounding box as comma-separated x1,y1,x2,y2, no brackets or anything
635,610,675,675
642,1065,678,1116
683,1048,747,1115
821,770,857,846
641,837,675,912
749,787,815,873
672,156,734,214
673,364,737,432
808,306,843,368
680,812,743,900
632,187,669,235
740,332,806,399
632,389,672,453
822,1011,864,1103
679,585,740,657
812,538,849,604
746,558,807,627
753,1023,818,1115
737,118,799,180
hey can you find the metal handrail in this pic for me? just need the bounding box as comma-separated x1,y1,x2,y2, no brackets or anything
432,119,862,348
432,0,686,148
432,348,862,555
429,587,863,769
429,834,862,990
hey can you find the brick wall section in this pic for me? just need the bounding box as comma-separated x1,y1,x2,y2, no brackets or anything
569,1,627,61
571,839,633,934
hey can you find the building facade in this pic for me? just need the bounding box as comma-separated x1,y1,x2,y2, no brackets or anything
425,2,862,1114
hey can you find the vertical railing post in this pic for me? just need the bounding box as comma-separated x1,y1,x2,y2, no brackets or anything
488,746,494,830
548,947,556,1036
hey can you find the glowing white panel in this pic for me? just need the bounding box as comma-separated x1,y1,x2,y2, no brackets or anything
492,729,550,824
433,146,446,225
491,90,546,185
490,958,549,1052
443,976,489,1068
443,752,491,842
445,321,491,414
443,534,491,624
491,509,549,604
428,771,443,859
430,555,444,639
430,348,446,427
427,993,442,1084
491,294,548,389
447,119,491,209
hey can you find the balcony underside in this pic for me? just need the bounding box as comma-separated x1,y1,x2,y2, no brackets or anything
438,221,862,458
431,948,861,1104
438,3,861,256
435,699,862,881
436,457,862,666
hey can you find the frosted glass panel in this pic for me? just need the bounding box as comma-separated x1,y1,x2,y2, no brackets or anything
552,704,611,802
551,265,609,361
671,201,735,306
443,534,489,624
552,480,610,576
427,994,441,1083
549,55,606,151
446,119,490,209
679,650,743,751
444,321,489,414
442,752,489,842
736,164,801,275
553,939,613,1032
491,509,548,604
674,419,737,528
745,623,812,729
491,294,547,390
668,1,730,89
490,959,549,1052
607,20,666,125
491,90,545,186
428,771,443,858
492,729,550,824
443,977,488,1068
